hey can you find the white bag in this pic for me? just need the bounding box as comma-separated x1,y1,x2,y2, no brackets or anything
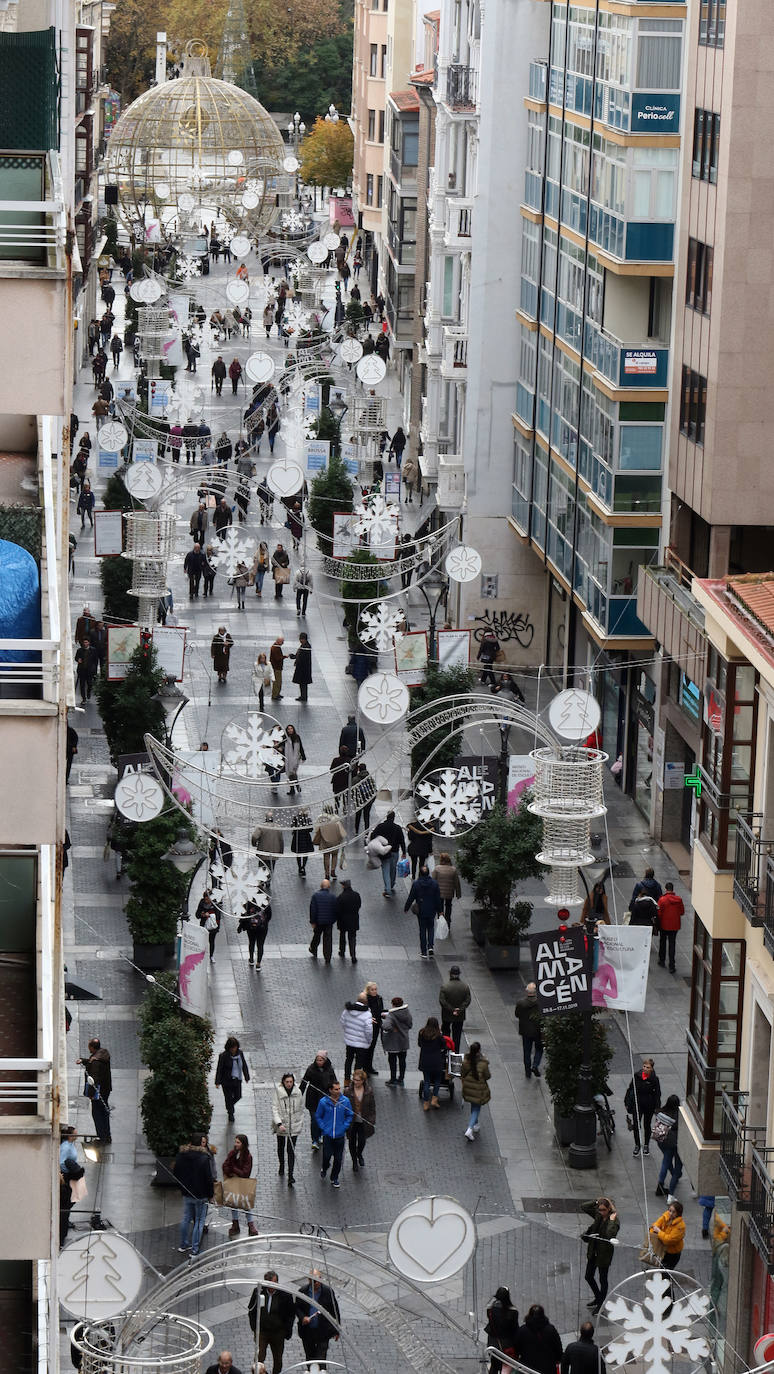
435,914,450,942
205,913,219,932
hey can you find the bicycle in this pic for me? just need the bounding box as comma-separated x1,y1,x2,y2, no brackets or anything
593,1088,616,1151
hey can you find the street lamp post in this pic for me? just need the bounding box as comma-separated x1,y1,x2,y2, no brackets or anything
415,569,449,663
329,391,349,457
498,723,512,806
287,111,306,201
325,103,340,124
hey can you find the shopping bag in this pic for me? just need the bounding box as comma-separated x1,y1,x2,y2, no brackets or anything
639,1231,665,1265
435,914,450,942
396,857,410,878
214,1177,257,1211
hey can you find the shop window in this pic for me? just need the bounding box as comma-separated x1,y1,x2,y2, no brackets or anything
687,917,744,1138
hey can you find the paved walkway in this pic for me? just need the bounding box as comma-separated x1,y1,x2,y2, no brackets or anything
62,256,708,1366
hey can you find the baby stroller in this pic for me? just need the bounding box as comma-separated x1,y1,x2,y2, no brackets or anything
417,1037,462,1104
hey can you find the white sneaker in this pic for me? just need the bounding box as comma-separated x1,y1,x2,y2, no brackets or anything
464,1127,475,1141
472,1123,481,1133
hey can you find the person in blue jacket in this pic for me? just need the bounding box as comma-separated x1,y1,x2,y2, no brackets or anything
315,1081,354,1188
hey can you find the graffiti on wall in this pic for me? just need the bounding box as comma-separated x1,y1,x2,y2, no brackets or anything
472,609,535,648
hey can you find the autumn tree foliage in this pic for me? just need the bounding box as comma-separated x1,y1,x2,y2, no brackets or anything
299,117,354,189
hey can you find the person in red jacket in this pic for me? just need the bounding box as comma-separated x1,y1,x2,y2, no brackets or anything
657,882,684,974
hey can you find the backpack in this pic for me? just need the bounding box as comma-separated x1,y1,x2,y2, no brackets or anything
651,1111,674,1145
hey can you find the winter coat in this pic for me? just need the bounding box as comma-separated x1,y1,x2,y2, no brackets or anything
341,1000,373,1048
657,892,684,932
294,568,313,593
272,547,290,580
417,1029,447,1075
345,1081,376,1138
581,1200,620,1268
271,1081,305,1137
367,991,384,1029
652,1209,686,1254
439,977,471,1022
237,907,271,938
172,1144,215,1200
83,1047,112,1100
269,642,285,673
516,1312,564,1374
223,1145,253,1179
405,872,442,919
212,359,227,381
233,564,250,589
407,820,434,860
370,818,405,854
486,1300,520,1354
630,875,663,906
210,632,233,674
293,643,313,685
283,735,306,776
581,890,609,923
630,893,659,927
229,359,242,381
335,887,361,931
215,1049,250,1092
213,503,233,532
402,454,419,487
315,1094,354,1140
562,1339,607,1374
515,993,544,1042
310,888,338,927
291,815,314,855
435,861,461,900
252,822,285,856
460,1054,491,1105
295,1278,340,1340
339,719,365,756
249,1284,295,1338
625,1069,661,1117
330,753,351,796
313,813,346,850
300,1057,336,1117
381,1003,413,1053
190,507,208,538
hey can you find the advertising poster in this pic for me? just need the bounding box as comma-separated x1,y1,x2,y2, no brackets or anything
437,628,470,670
332,511,356,559
395,630,428,687
149,380,170,415
456,756,497,813
93,510,123,557
152,625,187,682
528,928,592,1015
115,379,137,405
98,448,120,470
591,924,651,1014
132,438,157,463
304,387,321,416
179,920,209,1017
384,470,401,501
305,439,329,472
342,441,359,477
107,625,141,681
508,755,537,810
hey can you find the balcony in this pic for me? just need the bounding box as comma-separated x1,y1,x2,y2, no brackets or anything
719,1091,767,1207
529,60,547,102
585,322,669,390
750,1149,774,1273
437,453,465,510
734,814,771,926
764,855,774,959
0,150,66,270
441,325,468,380
637,554,706,682
444,198,473,251
445,64,477,113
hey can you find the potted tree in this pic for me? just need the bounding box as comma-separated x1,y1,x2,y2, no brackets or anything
124,811,196,968
542,1010,613,1146
457,798,543,950
95,642,166,767
138,973,213,1185
483,900,533,970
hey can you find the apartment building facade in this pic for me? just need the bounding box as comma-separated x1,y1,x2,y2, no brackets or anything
351,0,390,292
0,0,73,1364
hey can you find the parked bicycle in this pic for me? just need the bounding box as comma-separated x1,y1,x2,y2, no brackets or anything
593,1086,616,1150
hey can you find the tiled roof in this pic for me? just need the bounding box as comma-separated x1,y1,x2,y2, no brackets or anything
704,573,774,670
391,88,421,111
411,69,435,84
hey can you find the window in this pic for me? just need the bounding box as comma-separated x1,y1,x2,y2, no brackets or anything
376,175,383,208
698,652,757,868
680,367,706,444
686,237,713,314
402,128,419,166
635,20,682,88
366,173,374,205
442,256,455,317
381,44,387,77
687,918,744,1138
699,0,725,47
378,109,385,144
369,43,378,76
367,109,375,141
693,109,720,184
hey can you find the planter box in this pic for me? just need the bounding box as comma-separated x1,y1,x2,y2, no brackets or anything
470,908,488,947
151,1155,178,1188
133,941,172,970
554,1109,575,1146
483,938,520,970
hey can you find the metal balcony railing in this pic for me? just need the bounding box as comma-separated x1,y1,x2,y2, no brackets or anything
719,1091,767,1207
750,1148,774,1273
764,855,774,958
734,814,767,925
0,1059,52,1118
446,64,477,110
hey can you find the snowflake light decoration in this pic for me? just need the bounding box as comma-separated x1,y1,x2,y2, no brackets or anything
445,544,482,584
218,222,236,245
286,300,311,332
210,526,254,581
114,772,165,822
186,163,212,190
604,1271,710,1374
222,713,286,777
351,495,400,550
358,671,410,725
358,601,406,653
414,768,483,836
176,254,202,282
282,209,305,234
209,851,270,915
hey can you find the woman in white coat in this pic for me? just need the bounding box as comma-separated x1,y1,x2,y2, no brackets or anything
271,1072,305,1188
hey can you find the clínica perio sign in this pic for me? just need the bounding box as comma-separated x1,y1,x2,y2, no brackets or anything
528,928,593,1015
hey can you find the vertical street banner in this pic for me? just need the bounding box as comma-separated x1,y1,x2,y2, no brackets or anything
528,928,592,1014
591,924,651,1013
179,920,208,1017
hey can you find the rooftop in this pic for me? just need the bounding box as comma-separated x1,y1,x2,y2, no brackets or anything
411,69,435,85
698,573,774,674
391,88,421,112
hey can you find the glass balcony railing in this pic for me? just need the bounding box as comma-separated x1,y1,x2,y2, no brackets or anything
0,150,67,269
529,60,547,102
584,319,669,388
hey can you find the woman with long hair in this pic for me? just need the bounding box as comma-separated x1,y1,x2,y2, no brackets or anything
417,1016,446,1110
435,851,462,928
283,724,306,796
461,1041,491,1141
223,1133,258,1236
252,540,270,597
345,1067,376,1171
271,1072,304,1188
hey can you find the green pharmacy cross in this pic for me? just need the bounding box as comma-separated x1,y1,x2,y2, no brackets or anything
685,770,702,798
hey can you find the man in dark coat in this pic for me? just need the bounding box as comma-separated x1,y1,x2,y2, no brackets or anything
336,879,361,963
300,1052,336,1148
75,637,98,703
211,355,227,396
338,713,366,758
295,1268,341,1366
213,497,233,540
330,745,351,811
77,1037,112,1141
369,810,406,896
515,981,544,1078
404,866,443,959
561,1323,606,1374
172,1132,215,1255
248,1271,295,1372
211,627,233,683
292,632,313,702
309,879,338,963
184,542,205,598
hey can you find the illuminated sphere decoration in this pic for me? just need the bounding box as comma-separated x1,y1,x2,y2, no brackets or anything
105,40,287,240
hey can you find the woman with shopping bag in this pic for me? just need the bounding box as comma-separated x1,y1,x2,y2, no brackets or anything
222,1134,258,1237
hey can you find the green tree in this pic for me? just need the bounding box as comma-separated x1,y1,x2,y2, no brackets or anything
96,642,166,766
103,471,133,514
307,451,354,553
543,1011,613,1119
251,30,353,123
409,663,477,777
341,548,381,645
100,556,138,622
456,797,543,929
138,972,214,1156
124,810,197,945
299,116,354,189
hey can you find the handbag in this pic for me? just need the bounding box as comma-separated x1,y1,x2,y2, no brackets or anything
70,1176,88,1203
205,913,219,932
435,914,450,942
214,1176,257,1211
639,1231,666,1265
396,857,410,878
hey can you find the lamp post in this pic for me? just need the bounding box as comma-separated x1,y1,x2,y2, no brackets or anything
163,833,208,923
498,723,512,806
415,568,449,663
152,676,190,748
287,111,305,202
329,390,349,458
325,103,340,124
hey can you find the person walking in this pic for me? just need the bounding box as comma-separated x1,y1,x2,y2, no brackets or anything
77,1037,112,1141
336,879,361,962
404,864,443,959
417,1017,447,1110
515,982,544,1078
461,1041,491,1141
516,1306,564,1374
477,630,500,686
649,1199,686,1274
294,566,313,617
173,1132,215,1256
229,357,243,395
439,965,471,1051
202,545,217,599
362,981,384,1075
657,883,684,973
253,541,270,597
340,993,372,1083
580,1197,619,1314
248,1271,295,1372
212,356,227,396
562,1323,606,1374
75,637,98,703
66,721,78,783
369,810,406,897
184,542,205,599
435,852,462,929
291,810,314,876
654,1094,683,1197
486,1289,520,1373
282,724,305,795
223,1133,259,1237
272,1072,304,1187
581,881,610,925
213,496,233,540
237,899,271,970
211,627,234,684
381,997,412,1086
251,812,284,877
330,745,352,812
345,1068,375,1171
269,635,286,700
233,560,250,609
352,762,376,835
215,1036,250,1122
315,1084,354,1189
300,1051,336,1150
295,1268,341,1358
629,867,663,927
271,542,290,599
77,480,95,530
406,816,434,879
263,302,275,338
402,452,419,504
339,713,365,758
309,879,338,963
110,333,123,368
624,1057,661,1157
190,502,208,542
266,401,280,452
313,805,347,880
215,430,232,466
287,502,303,553
388,426,407,468
292,632,313,702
